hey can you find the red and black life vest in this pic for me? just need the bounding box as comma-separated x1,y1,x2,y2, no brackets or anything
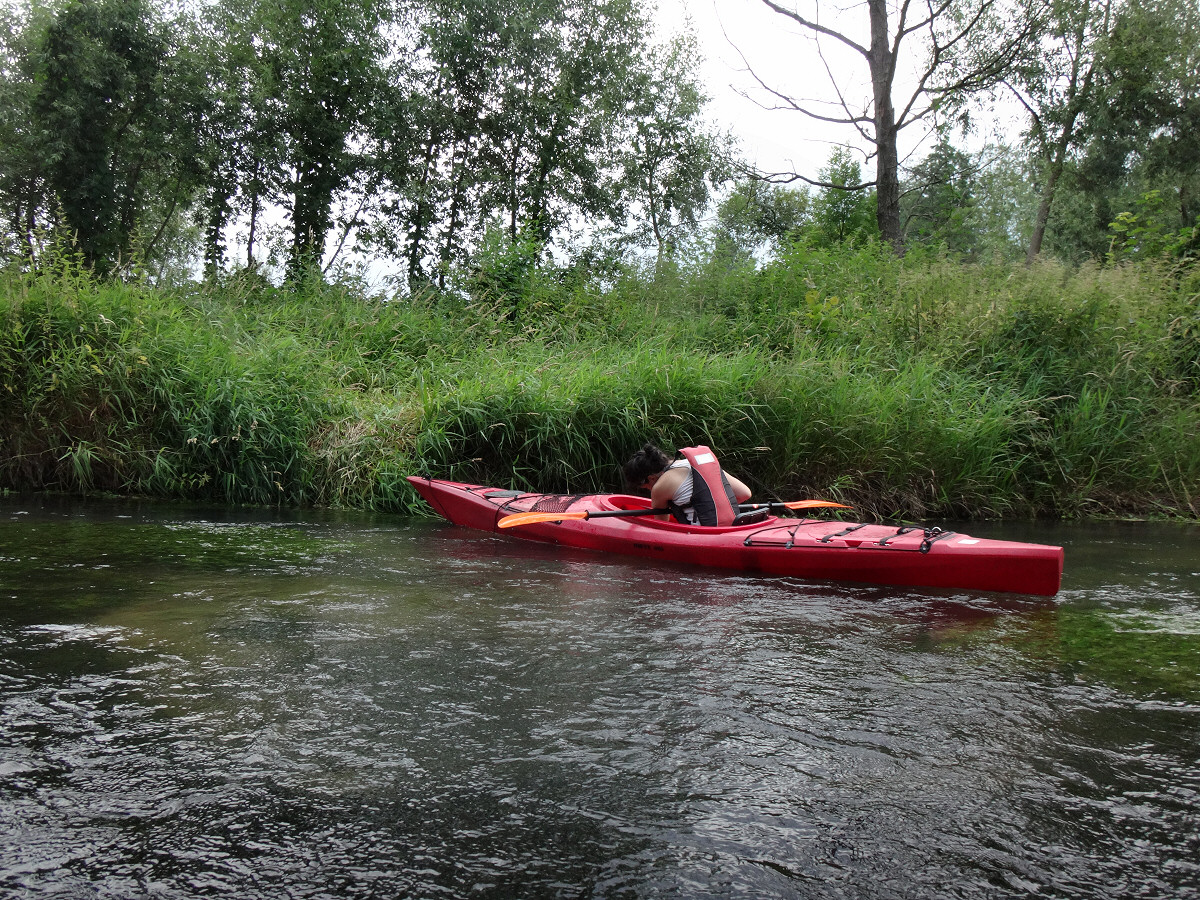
671,446,740,526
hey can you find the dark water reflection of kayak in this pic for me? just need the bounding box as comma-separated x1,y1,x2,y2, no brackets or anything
1,497,1197,898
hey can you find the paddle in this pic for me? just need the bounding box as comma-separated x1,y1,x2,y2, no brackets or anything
497,499,851,529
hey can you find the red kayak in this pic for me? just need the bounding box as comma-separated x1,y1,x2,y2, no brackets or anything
407,476,1064,596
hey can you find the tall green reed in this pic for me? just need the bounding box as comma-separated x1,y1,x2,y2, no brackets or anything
2,242,1196,518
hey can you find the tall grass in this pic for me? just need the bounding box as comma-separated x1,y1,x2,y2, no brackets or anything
1,244,1196,519
0,265,342,503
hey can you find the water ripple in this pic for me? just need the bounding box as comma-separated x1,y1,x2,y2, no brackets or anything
1,505,1198,897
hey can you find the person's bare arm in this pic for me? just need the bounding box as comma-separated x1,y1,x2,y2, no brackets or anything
650,467,687,517
726,473,752,503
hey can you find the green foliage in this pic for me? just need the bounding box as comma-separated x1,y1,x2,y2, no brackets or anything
900,139,977,254
621,31,734,265
274,0,387,279
2,0,728,282
189,0,292,276
1108,190,1200,261
1,247,1196,519
966,144,1037,260
29,0,200,275
368,0,660,289
810,149,879,247
712,178,811,267
0,0,52,264
454,226,570,325
1043,0,1200,263
1094,0,1200,222
1,0,1196,274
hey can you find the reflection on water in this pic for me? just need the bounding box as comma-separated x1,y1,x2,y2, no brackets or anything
1,496,1198,898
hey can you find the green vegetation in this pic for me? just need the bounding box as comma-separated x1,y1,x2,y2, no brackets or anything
0,0,1194,529
1052,607,1200,700
0,517,343,620
907,603,1200,702
3,244,1196,520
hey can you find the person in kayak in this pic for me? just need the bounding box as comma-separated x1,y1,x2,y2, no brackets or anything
623,443,752,526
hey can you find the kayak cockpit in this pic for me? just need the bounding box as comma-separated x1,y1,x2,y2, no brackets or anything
595,493,781,533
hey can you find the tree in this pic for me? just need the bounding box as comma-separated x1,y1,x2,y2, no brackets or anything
189,0,291,277
712,177,811,265
810,148,877,245
371,0,627,288
31,0,201,275
271,0,387,279
1088,0,1200,252
3,0,733,284
190,0,393,281
962,142,1038,260
620,33,733,267
364,0,697,290
995,0,1113,262
899,138,976,252
994,0,1200,262
0,1,52,264
489,0,645,245
362,0,489,289
750,0,1040,252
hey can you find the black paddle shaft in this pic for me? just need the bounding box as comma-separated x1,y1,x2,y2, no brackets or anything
583,502,788,520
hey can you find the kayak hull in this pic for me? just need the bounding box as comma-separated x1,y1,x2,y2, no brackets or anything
406,476,1064,596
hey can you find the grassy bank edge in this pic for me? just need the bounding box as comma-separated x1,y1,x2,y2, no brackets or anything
2,255,1196,521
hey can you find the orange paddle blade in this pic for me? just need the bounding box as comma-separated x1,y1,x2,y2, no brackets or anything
779,500,852,510
497,510,591,528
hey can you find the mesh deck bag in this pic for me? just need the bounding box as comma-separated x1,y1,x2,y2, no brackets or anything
527,494,590,513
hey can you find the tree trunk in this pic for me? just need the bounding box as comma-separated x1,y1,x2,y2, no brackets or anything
509,148,519,242
1026,160,1060,263
407,75,444,288
648,172,666,268
407,140,438,287
25,198,37,267
1026,1,1100,264
247,189,259,269
290,163,334,278
1026,111,1079,264
205,182,231,280
439,153,467,292
868,0,903,252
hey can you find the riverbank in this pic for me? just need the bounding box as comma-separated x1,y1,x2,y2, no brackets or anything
2,246,1197,520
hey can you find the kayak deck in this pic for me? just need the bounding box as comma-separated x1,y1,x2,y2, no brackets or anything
406,476,1064,596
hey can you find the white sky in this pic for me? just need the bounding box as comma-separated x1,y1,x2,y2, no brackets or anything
655,0,868,178
654,0,1026,182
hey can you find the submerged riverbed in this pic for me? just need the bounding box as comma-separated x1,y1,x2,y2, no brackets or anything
1,496,1198,898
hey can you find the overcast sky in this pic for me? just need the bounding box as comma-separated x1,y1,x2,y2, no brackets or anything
654,0,892,181
656,0,1025,182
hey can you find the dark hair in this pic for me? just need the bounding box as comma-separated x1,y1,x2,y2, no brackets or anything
623,443,671,489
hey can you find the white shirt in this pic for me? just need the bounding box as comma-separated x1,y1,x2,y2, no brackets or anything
666,460,696,521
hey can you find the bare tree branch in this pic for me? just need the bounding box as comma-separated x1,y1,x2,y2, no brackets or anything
729,41,870,127
752,167,877,191
738,0,1039,250
759,0,870,58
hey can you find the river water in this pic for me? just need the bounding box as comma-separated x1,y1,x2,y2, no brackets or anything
1,497,1197,899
